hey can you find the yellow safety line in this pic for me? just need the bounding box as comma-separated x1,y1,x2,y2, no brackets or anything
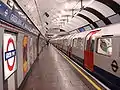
57,49,102,90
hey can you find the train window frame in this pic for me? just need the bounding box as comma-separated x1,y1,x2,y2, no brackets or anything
90,39,95,52
96,37,112,57
77,37,84,50
64,39,67,46
73,38,78,47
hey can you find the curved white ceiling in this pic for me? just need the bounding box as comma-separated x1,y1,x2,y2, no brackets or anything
87,1,116,17
15,0,120,36
63,16,89,31
72,16,89,25
114,0,120,5
79,10,99,22
67,22,78,27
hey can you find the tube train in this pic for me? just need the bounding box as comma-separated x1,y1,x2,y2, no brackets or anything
51,23,120,89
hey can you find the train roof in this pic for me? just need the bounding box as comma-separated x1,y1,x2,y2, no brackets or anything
94,23,120,37
72,29,101,39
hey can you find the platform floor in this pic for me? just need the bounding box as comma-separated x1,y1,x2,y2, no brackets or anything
22,45,97,90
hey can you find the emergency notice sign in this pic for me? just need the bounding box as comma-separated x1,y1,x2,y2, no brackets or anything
4,33,17,80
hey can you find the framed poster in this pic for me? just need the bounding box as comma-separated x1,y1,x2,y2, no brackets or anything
4,33,17,80
23,35,28,76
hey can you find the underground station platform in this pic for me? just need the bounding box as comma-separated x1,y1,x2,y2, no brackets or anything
22,45,109,90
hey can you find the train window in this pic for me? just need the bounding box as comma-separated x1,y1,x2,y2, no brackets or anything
73,38,77,47
77,38,84,50
90,39,94,52
68,39,71,46
69,39,73,47
97,38,112,56
64,39,68,46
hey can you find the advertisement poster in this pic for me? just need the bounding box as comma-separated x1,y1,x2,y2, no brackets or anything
23,35,28,76
4,33,17,80
29,37,33,66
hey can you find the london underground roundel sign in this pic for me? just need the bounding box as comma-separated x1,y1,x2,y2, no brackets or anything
4,33,17,80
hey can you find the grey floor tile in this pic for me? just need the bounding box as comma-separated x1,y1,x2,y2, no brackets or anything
22,46,90,90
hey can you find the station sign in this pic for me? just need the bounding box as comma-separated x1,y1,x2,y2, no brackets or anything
4,33,17,80
0,1,39,35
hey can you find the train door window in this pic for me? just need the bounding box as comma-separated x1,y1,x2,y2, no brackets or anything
70,39,73,47
96,38,112,56
64,39,67,46
68,38,71,46
90,39,95,52
73,38,77,47
77,38,84,50
85,33,93,50
66,40,68,46
63,40,65,46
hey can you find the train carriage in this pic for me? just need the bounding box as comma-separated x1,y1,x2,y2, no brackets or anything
93,24,120,88
52,23,120,89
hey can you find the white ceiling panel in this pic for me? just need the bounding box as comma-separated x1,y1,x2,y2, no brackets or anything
79,10,99,22
114,0,120,5
15,0,119,36
87,1,115,17
72,16,89,25
63,16,89,31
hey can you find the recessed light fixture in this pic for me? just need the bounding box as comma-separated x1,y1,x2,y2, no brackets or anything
61,10,65,14
65,3,69,9
84,0,95,8
56,0,67,3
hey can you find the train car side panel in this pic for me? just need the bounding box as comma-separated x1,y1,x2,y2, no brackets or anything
94,36,120,87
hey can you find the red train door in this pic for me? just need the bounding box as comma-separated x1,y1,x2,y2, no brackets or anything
84,30,100,71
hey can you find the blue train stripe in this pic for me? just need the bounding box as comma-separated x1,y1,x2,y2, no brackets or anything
94,66,120,89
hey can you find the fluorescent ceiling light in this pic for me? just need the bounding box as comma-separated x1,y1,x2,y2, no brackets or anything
84,0,95,8
61,10,65,14
65,3,69,9
30,7,34,12
56,0,67,3
58,14,62,18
